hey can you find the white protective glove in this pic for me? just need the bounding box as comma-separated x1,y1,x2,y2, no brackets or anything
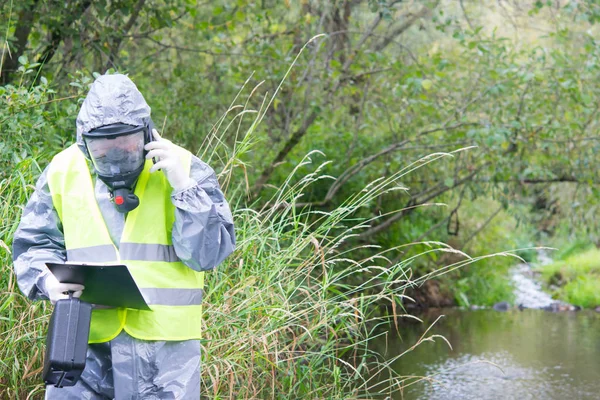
144,129,196,192
44,273,84,305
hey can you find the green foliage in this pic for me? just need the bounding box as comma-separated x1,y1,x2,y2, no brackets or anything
3,0,592,248
4,0,600,395
0,60,79,182
553,239,596,261
443,198,534,306
561,276,600,308
0,0,197,85
540,248,600,283
539,248,600,308
0,78,69,398
453,270,515,308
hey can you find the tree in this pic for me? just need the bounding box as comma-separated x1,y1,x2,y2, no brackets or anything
0,0,194,85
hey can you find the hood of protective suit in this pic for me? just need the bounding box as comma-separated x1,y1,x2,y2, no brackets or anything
76,74,151,157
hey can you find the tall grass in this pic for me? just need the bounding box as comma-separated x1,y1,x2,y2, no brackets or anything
1,143,53,399
0,118,450,398
0,67,524,398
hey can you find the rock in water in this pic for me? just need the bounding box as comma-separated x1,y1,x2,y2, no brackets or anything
493,301,511,312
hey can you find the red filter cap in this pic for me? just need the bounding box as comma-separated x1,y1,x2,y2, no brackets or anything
115,196,124,205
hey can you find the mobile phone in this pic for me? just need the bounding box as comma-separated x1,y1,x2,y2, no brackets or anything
146,119,157,164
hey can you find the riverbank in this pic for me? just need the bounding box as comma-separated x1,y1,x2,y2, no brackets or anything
537,248,600,309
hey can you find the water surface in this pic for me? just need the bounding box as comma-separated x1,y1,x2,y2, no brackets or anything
370,308,600,399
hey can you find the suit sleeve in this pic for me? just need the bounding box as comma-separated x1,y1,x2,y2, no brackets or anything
171,156,235,271
12,166,67,300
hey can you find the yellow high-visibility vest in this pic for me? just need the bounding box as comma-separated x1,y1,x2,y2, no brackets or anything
47,144,204,343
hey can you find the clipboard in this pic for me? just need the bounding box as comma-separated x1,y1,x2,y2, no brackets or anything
46,262,151,311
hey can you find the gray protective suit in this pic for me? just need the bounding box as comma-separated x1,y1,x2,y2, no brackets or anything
12,74,236,399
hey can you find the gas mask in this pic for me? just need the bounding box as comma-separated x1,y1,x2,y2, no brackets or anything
82,122,153,213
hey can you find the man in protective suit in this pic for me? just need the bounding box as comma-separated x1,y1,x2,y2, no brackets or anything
12,74,236,399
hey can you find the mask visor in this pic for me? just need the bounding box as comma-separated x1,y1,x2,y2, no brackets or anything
85,131,146,178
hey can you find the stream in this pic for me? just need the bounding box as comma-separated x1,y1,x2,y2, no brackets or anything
369,255,600,399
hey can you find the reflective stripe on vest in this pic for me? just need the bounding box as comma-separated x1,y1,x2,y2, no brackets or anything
141,288,204,305
47,144,205,343
67,243,179,262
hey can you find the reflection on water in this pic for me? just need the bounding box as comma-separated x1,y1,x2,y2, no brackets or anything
370,308,600,400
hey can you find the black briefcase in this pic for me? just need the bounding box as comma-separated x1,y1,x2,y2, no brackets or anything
42,297,92,387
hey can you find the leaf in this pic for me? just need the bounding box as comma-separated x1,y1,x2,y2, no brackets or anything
18,55,28,66
457,292,470,307
421,79,433,91
564,111,573,121
444,178,454,187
